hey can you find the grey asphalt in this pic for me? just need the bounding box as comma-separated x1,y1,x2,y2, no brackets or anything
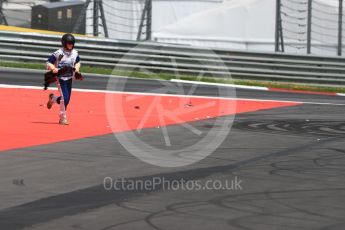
1,67,344,104
0,67,345,230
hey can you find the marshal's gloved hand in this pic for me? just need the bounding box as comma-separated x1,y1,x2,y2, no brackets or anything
74,71,84,80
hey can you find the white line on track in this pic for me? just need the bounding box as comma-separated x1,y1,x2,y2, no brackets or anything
172,79,345,98
1,84,345,106
171,79,269,91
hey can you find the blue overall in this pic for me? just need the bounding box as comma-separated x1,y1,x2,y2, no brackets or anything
56,78,73,109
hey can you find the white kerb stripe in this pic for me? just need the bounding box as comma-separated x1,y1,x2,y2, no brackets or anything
170,79,269,91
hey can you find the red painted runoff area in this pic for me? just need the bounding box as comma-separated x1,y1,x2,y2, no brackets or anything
0,88,301,151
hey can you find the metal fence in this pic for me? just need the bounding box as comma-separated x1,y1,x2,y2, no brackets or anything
276,0,345,56
0,31,345,85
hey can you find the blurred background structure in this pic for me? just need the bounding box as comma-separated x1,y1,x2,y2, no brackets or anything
277,0,343,56
0,0,345,56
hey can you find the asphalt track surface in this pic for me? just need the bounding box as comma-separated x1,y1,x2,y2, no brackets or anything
1,67,345,230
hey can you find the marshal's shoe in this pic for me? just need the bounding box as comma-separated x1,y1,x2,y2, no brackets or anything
59,117,69,125
47,93,54,109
